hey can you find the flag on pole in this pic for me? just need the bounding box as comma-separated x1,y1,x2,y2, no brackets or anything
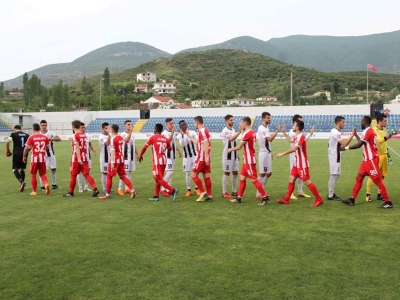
367,64,377,71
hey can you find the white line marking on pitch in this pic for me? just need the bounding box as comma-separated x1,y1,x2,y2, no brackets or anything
389,147,400,158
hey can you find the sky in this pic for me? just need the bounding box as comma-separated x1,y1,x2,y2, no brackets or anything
1,0,399,82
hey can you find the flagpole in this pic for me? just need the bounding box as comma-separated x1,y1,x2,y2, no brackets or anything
366,65,369,104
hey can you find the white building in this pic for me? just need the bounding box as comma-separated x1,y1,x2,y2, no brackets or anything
142,96,180,109
152,80,176,94
256,95,277,102
227,99,256,107
191,99,225,108
313,90,331,101
389,94,400,104
137,71,156,82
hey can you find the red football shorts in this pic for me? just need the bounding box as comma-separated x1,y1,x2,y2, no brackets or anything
358,157,382,180
70,161,90,176
152,164,166,180
290,166,310,180
108,163,126,177
240,163,257,179
30,162,46,176
192,160,211,174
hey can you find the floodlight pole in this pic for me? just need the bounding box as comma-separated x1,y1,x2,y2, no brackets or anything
99,78,104,111
290,64,293,106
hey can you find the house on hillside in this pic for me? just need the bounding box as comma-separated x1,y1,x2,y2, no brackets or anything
141,96,181,109
135,84,148,93
389,94,400,104
227,98,257,107
255,95,278,104
152,80,177,94
313,90,331,101
137,71,156,82
191,99,225,108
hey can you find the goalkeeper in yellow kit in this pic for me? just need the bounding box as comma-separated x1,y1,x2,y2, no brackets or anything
366,114,394,202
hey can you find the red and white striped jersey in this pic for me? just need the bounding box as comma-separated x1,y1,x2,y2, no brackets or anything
360,127,378,161
241,129,257,164
293,133,309,169
25,133,49,163
110,135,124,164
197,127,211,162
145,134,171,166
71,132,89,162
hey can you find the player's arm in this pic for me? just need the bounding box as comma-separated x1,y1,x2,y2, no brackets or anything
305,126,315,141
277,145,299,158
123,131,132,142
110,148,115,170
339,130,355,147
135,145,139,161
204,140,210,165
228,140,245,152
89,141,96,156
74,142,83,164
104,134,111,146
22,145,31,163
138,138,152,162
6,137,12,155
281,124,294,143
340,140,365,151
227,130,242,142
185,129,197,144
267,124,280,142
52,135,62,142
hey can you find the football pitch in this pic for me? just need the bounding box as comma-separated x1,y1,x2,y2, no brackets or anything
1,138,400,299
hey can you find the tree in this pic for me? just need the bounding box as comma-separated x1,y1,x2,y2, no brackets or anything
0,82,4,99
333,81,340,93
23,72,29,106
103,67,110,93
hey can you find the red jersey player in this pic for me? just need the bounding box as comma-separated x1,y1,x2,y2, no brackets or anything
138,123,179,201
185,116,213,202
227,117,270,205
99,124,136,200
339,115,393,209
63,120,99,197
23,123,51,196
276,120,324,207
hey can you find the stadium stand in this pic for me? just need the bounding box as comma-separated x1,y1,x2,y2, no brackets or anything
0,120,12,132
84,114,400,133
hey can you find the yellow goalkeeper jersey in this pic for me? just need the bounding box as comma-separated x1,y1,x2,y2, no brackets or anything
373,126,388,155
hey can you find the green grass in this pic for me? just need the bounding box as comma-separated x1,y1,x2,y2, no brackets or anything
1,139,400,299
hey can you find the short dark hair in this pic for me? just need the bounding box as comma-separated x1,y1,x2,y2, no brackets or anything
179,120,186,125
72,120,81,129
101,122,109,128
225,114,233,121
155,123,163,133
32,123,40,131
40,120,47,124
376,114,387,123
296,120,304,131
242,116,251,126
165,117,173,123
14,125,21,130
111,124,119,133
262,112,271,118
194,116,203,124
124,120,131,124
80,122,85,126
335,116,345,124
292,114,302,123
363,115,372,126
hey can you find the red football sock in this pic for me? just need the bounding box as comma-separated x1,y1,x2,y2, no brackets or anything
39,175,48,185
372,178,390,201
252,180,266,197
306,182,323,201
351,175,364,199
284,182,295,201
192,176,204,193
238,179,246,197
121,176,133,191
69,175,77,193
83,173,97,190
157,179,174,193
31,176,37,192
154,181,161,197
106,175,113,195
204,177,212,196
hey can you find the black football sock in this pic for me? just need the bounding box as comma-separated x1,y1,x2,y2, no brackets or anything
20,170,25,182
13,170,23,183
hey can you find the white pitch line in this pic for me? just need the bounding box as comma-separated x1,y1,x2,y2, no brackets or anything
389,146,400,158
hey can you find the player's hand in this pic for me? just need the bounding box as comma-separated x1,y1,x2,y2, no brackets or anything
178,152,182,158
6,150,12,157
78,159,83,165
227,148,232,153
22,156,27,163
138,156,143,163
93,151,97,156
277,153,283,158
352,127,357,135
276,124,281,132
339,146,346,151
205,157,210,166
310,125,315,135
271,154,274,160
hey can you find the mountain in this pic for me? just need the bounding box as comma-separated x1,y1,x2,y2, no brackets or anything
3,42,171,89
178,31,400,74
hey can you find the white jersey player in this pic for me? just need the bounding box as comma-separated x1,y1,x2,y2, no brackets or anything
177,120,200,197
282,114,314,200
221,114,242,198
118,120,138,195
39,120,62,190
256,112,280,198
99,122,111,193
160,118,182,196
327,116,355,200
